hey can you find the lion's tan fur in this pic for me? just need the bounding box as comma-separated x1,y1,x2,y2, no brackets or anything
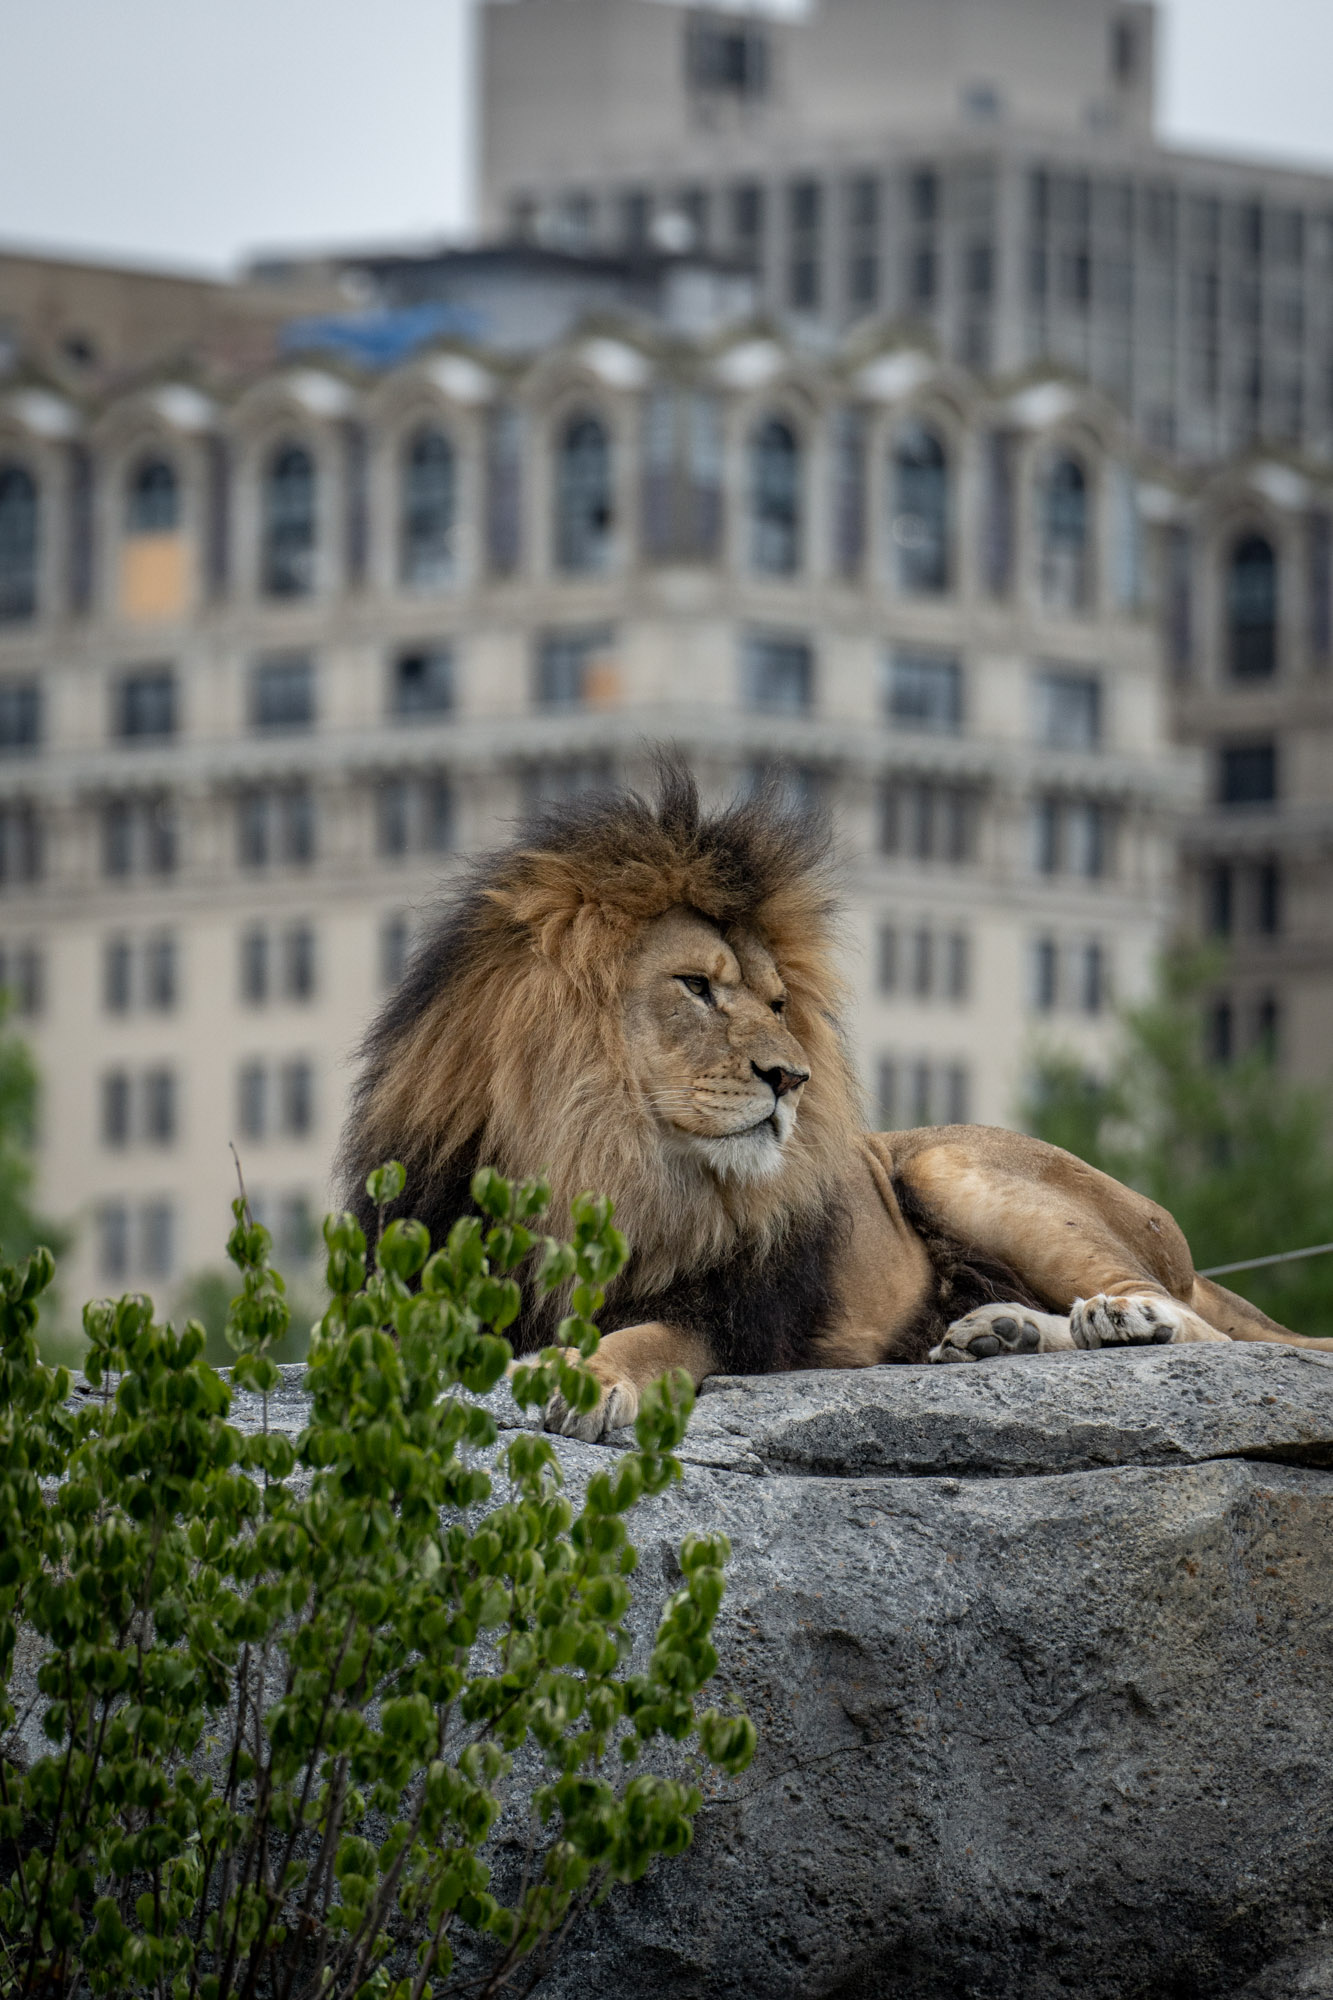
350,776,863,1298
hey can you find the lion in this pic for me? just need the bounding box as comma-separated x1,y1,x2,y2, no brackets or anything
340,764,1331,1440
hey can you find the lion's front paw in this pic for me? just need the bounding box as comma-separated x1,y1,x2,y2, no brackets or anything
1070,1293,1228,1348
929,1302,1074,1364
543,1355,640,1442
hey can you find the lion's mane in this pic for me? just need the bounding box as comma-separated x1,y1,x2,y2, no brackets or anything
340,763,863,1363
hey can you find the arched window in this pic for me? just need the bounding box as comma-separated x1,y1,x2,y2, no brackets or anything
127,457,179,535
1040,453,1090,611
262,444,316,598
555,414,613,574
401,426,455,585
0,465,38,623
891,422,949,593
749,417,801,575
1227,532,1278,679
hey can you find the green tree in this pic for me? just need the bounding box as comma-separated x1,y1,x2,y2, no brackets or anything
1024,949,1333,1338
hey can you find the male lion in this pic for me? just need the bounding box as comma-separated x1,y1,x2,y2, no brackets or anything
342,767,1328,1440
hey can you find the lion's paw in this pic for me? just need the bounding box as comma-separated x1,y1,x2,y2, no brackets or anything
543,1374,640,1443
929,1303,1074,1364
1070,1293,1228,1348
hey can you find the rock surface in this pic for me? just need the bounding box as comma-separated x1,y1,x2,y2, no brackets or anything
60,1348,1333,1995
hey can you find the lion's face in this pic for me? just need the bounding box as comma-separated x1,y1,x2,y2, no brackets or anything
621,908,812,1184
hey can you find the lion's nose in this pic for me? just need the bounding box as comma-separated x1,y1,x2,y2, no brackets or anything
753,1060,810,1100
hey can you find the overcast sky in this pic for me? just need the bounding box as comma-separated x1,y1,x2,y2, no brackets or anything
1,0,1331,275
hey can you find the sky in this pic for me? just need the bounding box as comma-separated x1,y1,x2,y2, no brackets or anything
1,0,1331,276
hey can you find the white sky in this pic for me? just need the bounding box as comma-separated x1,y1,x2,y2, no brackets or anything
0,0,1331,276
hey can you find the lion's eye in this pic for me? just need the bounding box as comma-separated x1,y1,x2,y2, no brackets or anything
678,975,713,1003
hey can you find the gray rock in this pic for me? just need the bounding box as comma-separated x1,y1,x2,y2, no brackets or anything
35,1348,1333,1998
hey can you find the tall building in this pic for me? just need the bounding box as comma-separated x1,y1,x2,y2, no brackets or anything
0,270,1190,1305
482,0,1333,467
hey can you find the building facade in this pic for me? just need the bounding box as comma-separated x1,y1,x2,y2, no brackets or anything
482,0,1333,467
0,317,1190,1305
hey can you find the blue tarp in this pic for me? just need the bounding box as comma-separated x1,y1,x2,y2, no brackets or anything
278,302,486,369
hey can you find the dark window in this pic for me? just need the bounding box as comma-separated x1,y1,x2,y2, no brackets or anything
1040,456,1090,611
237,784,315,868
1032,797,1061,875
1068,800,1108,878
115,668,176,742
731,183,765,267
945,1064,970,1124
876,925,897,994
1255,994,1281,1061
911,1061,932,1126
1081,942,1107,1015
102,1071,131,1148
555,415,613,574
908,245,937,305
98,1203,129,1281
1257,861,1281,935
536,628,617,708
284,923,316,1000
1032,937,1058,1011
892,423,950,594
262,444,316,598
1207,862,1234,936
910,926,933,997
964,242,994,299
750,417,801,575
143,1069,176,1145
1111,16,1137,83
686,18,768,98
486,405,523,576
887,652,961,733
401,427,455,585
620,190,651,251
1035,670,1101,750
743,633,813,714
0,682,40,756
127,458,179,535
240,925,269,1003
788,179,821,310
879,780,978,864
376,778,410,858
946,932,970,1001
280,1059,314,1138
104,937,132,1013
237,1061,267,1140
1227,533,1278,679
251,656,315,731
376,773,454,856
909,170,939,224
1219,742,1277,806
521,759,615,815
100,795,174,878
0,465,38,622
1208,1000,1234,1065
393,646,453,717
141,1202,174,1279
145,932,176,1009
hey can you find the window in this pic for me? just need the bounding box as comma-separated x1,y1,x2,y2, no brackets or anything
98,1203,129,1282
140,1201,174,1279
102,1071,131,1148
1206,861,1234,936
0,805,41,889
375,774,454,857
145,933,176,1009
686,18,768,98
946,933,970,1002
521,760,614,814
392,646,453,717
1219,742,1277,806
486,404,523,576
878,781,979,864
280,1059,314,1138
115,668,176,742
846,176,879,310
788,180,821,311
401,427,455,585
535,628,617,708
743,633,813,714
555,415,613,574
240,926,269,1004
886,652,962,734
236,784,316,868
1031,936,1059,1012
0,681,41,756
251,656,315,731
1208,999,1234,1065
381,913,412,989
876,925,898,995
910,927,933,998
143,1069,176,1145
0,943,43,1015
276,1193,318,1264
1031,796,1110,877
284,923,316,1000
891,424,950,593
262,444,316,598
237,1061,267,1140
750,418,801,575
876,1057,898,1128
1040,456,1091,611
1081,941,1108,1015
127,458,179,535
641,392,723,563
101,795,175,878
1227,533,1278,679
1034,670,1101,751
731,183,764,269
0,465,38,622
1111,16,1138,83
1257,861,1281,935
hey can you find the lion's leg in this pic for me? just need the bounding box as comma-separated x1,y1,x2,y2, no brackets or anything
1188,1274,1333,1351
543,1322,715,1443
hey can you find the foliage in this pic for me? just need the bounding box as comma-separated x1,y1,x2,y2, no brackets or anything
0,1163,756,1998
174,1267,315,1370
0,992,66,1269
1024,948,1333,1337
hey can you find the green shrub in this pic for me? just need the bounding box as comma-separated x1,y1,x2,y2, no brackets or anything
0,1163,756,1999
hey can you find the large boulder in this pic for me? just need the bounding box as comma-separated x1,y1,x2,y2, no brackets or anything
35,1345,1333,1997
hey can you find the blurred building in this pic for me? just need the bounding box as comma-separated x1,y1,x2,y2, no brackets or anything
482,0,1333,467
0,283,1189,1302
